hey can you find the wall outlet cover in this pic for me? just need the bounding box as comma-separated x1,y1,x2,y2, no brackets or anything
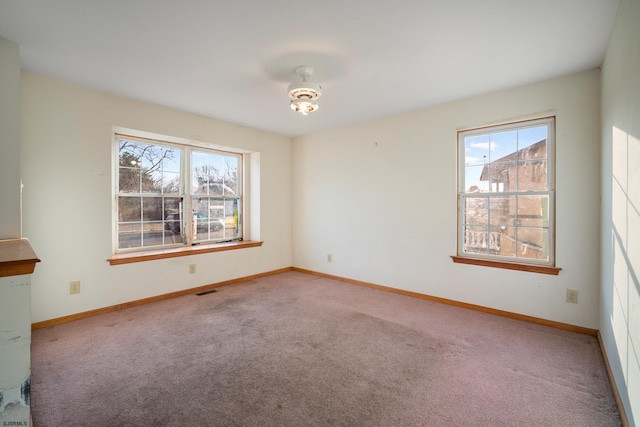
69,281,80,294
566,289,579,304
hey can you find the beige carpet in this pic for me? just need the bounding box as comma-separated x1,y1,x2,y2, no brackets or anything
31,271,621,426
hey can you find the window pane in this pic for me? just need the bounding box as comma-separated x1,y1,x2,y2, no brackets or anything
139,145,177,172
165,197,182,215
515,227,548,261
192,198,209,217
194,214,225,242
192,152,208,195
162,150,181,173
208,152,224,173
223,198,240,240
118,223,141,249
194,218,225,242
489,196,514,228
518,126,547,152
163,198,183,237
496,226,517,258
209,202,225,219
119,167,140,193
464,134,490,166
165,214,181,235
191,151,232,196
142,197,164,221
206,153,225,197
487,130,518,164
463,225,495,255
489,162,514,192
119,139,145,166
118,197,141,222
163,228,184,245
223,156,239,196
191,198,223,242
518,137,546,161
119,140,178,194
209,183,225,197
517,195,549,228
464,197,488,225
162,171,180,194
517,160,547,191
141,171,161,193
465,165,487,192
141,222,164,247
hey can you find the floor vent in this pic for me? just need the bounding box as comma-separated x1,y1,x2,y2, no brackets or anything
195,289,218,296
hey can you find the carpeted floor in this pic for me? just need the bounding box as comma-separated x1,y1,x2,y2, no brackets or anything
31,271,621,426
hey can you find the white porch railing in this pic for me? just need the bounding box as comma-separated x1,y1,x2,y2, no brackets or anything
464,230,501,251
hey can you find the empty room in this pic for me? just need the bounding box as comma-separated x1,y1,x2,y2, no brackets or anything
0,0,638,425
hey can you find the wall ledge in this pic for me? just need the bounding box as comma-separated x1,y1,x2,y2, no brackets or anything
0,238,41,278
108,240,263,265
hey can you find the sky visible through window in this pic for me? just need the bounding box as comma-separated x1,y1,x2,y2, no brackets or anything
464,125,547,192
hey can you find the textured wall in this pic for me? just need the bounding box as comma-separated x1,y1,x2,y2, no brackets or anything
0,38,21,239
293,69,601,329
601,0,640,424
20,73,293,323
0,274,31,426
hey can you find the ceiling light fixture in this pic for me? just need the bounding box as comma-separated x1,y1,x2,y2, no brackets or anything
287,66,322,116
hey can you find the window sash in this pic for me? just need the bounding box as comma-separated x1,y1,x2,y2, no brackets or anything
116,194,185,250
458,192,554,265
457,117,555,266
189,149,243,245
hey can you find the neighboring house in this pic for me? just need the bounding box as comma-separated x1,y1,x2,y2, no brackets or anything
466,139,548,260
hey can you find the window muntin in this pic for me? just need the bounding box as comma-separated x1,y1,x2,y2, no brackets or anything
458,117,555,266
115,134,243,253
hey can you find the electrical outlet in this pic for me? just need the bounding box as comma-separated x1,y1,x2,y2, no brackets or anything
69,281,81,294
566,289,578,304
189,264,196,274
327,254,332,263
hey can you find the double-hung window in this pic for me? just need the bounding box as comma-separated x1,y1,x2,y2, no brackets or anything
115,133,243,253
456,117,556,272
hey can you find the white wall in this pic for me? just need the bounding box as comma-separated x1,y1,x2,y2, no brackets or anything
293,69,601,329
1,38,33,427
601,0,640,424
21,73,292,323
0,274,31,425
0,38,21,239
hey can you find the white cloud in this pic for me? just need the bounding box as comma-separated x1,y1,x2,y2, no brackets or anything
465,156,481,164
469,141,498,151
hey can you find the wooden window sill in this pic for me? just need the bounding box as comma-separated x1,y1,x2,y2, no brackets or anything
0,238,41,278
108,240,263,265
451,255,561,275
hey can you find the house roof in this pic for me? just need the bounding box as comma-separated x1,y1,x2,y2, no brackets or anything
479,139,546,181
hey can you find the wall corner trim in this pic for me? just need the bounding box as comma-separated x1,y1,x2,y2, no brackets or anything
292,267,595,336
597,332,630,427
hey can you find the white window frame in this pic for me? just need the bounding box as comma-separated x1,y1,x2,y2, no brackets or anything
457,116,556,268
112,130,245,254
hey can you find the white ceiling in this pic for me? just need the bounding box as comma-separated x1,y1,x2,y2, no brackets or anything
0,0,620,137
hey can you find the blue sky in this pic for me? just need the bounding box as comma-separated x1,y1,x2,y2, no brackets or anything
463,124,547,192
464,125,547,166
